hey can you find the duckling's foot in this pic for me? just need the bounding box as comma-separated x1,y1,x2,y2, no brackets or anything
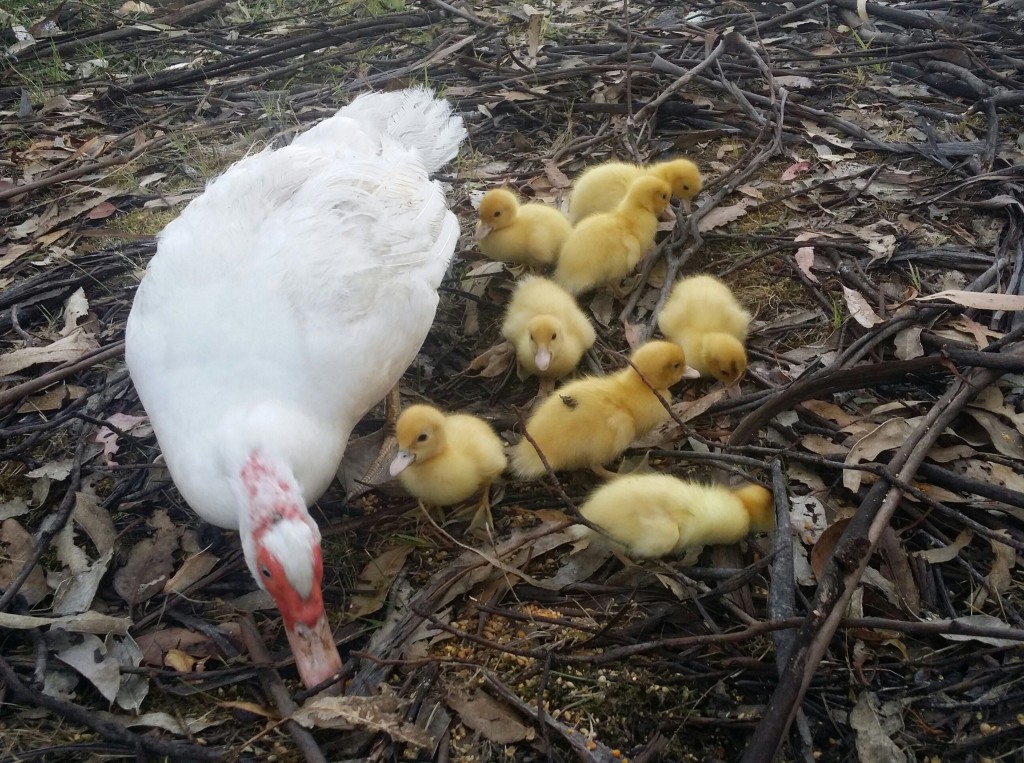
592,464,620,480
608,280,630,300
466,483,497,532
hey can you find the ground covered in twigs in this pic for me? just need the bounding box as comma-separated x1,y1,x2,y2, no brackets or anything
3,0,1024,760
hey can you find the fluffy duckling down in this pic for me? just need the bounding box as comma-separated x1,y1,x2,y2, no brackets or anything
568,158,703,224
579,475,774,558
475,189,573,270
390,404,507,525
501,276,596,391
510,341,697,479
554,177,671,296
657,274,750,384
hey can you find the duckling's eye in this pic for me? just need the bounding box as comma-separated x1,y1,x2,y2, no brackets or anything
683,184,690,190
417,433,429,443
260,565,272,579
551,332,558,340
494,210,502,217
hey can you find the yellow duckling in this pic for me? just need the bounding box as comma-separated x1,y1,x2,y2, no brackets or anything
554,177,670,296
510,341,697,479
568,158,703,224
500,276,597,396
657,274,750,384
579,476,773,557
389,404,508,527
475,188,573,270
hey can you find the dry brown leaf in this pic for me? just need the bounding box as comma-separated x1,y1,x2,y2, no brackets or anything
541,158,569,189
0,610,130,634
218,700,278,718
446,689,533,744
697,199,752,233
878,526,920,615
844,418,915,492
850,691,909,763
466,341,515,378
940,614,1021,647
780,160,811,182
842,286,883,328
953,315,998,349
346,545,414,620
113,509,181,604
71,492,117,560
803,399,859,427
0,327,99,376
810,518,850,581
94,413,150,466
163,550,220,594
893,326,924,360
293,695,433,748
136,627,222,666
0,518,51,605
800,434,849,457
17,383,87,413
917,290,1024,311
51,632,121,704
794,247,818,283
913,528,973,564
964,409,1024,460
972,530,1015,609
60,288,90,336
86,201,117,220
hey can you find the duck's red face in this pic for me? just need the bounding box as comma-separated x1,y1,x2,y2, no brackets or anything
253,532,341,689
242,454,342,690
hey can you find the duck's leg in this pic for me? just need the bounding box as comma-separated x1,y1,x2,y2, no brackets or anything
608,280,631,300
341,386,402,499
536,377,556,399
467,482,495,532
592,464,620,480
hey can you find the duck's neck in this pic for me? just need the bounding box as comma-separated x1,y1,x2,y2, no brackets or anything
234,451,317,588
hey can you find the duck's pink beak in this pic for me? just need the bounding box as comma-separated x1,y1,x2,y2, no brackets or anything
285,612,342,690
474,222,492,242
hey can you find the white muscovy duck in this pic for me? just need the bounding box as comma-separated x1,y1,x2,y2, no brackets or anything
125,88,466,689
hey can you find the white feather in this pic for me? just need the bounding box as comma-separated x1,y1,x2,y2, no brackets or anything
126,89,465,531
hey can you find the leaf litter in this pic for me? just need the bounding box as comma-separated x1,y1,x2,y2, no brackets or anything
2,0,1024,760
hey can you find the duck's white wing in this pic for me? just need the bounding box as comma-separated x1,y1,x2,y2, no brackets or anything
127,134,458,526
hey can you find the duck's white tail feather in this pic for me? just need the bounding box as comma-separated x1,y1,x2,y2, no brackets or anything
295,87,466,173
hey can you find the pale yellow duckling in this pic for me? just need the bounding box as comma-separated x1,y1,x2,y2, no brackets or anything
510,341,697,479
475,188,573,270
579,476,773,557
389,404,507,527
554,177,671,297
568,158,703,224
657,274,750,384
500,276,596,396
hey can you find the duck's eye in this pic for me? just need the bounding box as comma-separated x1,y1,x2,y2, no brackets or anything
417,433,429,443
551,332,557,340
494,210,502,217
683,184,690,190
260,565,272,579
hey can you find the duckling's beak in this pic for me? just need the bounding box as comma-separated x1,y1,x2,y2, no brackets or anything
680,197,694,214
681,365,700,380
389,450,416,477
535,347,552,371
474,223,492,242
